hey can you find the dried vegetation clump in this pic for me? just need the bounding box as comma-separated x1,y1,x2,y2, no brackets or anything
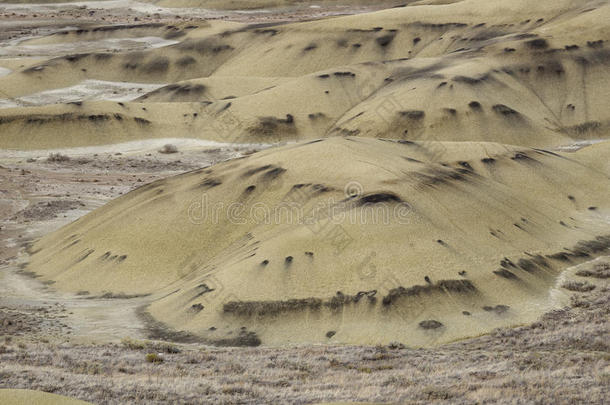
1,283,607,404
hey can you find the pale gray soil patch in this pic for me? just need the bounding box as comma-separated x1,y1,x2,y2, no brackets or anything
0,36,179,57
555,139,607,152
0,265,151,343
0,138,267,163
0,80,165,108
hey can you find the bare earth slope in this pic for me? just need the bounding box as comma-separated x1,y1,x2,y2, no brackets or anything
3,0,609,347
0,1,608,403
0,0,609,149
26,137,610,346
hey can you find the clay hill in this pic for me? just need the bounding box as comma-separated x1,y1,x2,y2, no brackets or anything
4,0,609,346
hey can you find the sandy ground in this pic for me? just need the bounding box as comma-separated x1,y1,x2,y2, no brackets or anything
0,140,608,404
0,0,609,403
0,142,259,343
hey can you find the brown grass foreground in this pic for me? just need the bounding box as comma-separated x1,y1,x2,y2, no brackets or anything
1,287,608,404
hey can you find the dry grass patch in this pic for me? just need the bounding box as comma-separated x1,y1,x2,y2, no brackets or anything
158,144,178,154
47,153,70,162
